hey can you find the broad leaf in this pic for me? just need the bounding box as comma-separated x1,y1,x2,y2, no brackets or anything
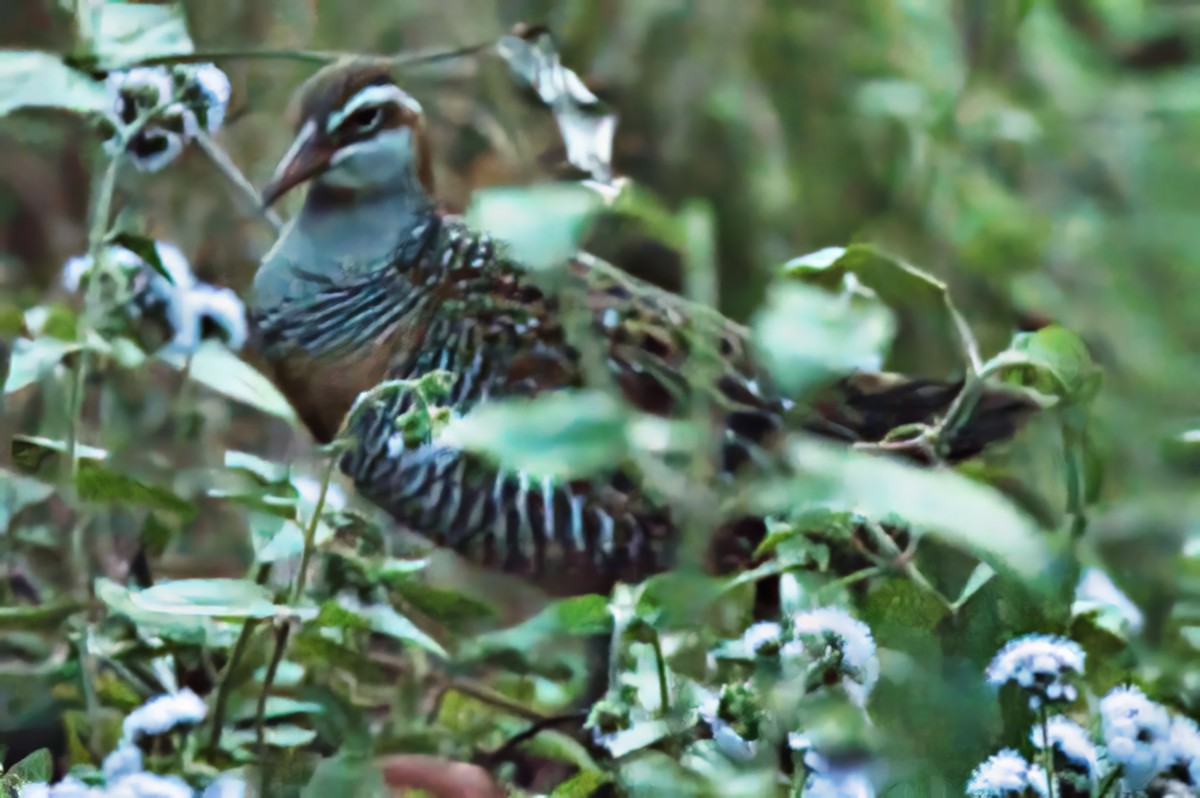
90,2,195,68
465,183,603,272
164,340,298,424
3,337,78,394
95,577,233,646
333,594,447,657
0,468,55,533
467,593,611,664
0,52,109,117
443,389,630,480
249,510,306,564
753,437,1057,586
987,324,1101,404
1,747,52,788
129,578,292,620
751,282,896,397
10,435,195,518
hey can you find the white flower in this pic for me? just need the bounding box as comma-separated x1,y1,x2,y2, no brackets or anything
106,771,194,798
740,621,783,654
967,749,1049,797
1031,715,1097,791
801,750,876,798
985,634,1085,709
165,283,247,355
102,741,144,781
122,687,208,741
19,777,103,797
61,246,150,293
1074,567,1144,635
1099,685,1172,790
201,773,247,798
788,607,879,706
187,64,231,133
1166,715,1200,787
106,67,173,124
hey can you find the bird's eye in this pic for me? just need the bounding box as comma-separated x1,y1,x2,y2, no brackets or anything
345,106,382,132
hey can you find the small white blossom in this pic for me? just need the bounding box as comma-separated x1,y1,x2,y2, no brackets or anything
122,687,208,741
187,64,232,133
102,741,144,781
788,607,879,706
740,621,783,654
1100,685,1172,790
201,773,247,798
1074,567,1144,635
1166,715,1200,787
165,283,247,355
985,634,1085,710
106,771,194,798
967,749,1049,797
1032,710,1099,782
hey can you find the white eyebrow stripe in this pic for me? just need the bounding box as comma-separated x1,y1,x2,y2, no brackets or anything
272,118,316,181
327,84,423,132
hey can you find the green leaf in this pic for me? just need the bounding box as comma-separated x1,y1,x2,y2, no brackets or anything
225,450,291,485
249,511,306,564
0,52,109,117
756,437,1057,586
90,2,195,68
750,281,896,397
95,577,234,646
10,435,196,518
443,389,630,480
223,724,317,751
0,600,82,631
3,337,78,394
0,468,56,533
384,578,497,632
987,324,1101,404
467,594,611,664
333,595,447,657
551,769,610,798
465,183,603,272
165,340,299,424
781,244,975,373
105,231,172,284
232,696,323,723
129,578,290,620
301,749,384,798
953,563,996,611
1,747,52,788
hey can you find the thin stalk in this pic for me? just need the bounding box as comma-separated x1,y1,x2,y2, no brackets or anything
650,633,671,715
293,456,336,603
256,621,292,797
206,563,271,756
1094,766,1121,798
193,131,283,232
1038,706,1056,798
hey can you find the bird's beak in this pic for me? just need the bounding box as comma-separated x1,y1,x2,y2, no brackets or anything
261,120,333,208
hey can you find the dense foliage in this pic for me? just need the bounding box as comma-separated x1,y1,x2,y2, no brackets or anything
1,2,1198,796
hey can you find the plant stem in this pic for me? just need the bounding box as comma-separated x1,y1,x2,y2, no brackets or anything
206,563,271,756
256,621,292,796
650,633,671,715
1039,705,1056,798
293,457,336,604
193,131,283,232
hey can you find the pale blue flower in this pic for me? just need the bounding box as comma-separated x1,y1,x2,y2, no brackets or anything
967,749,1049,797
788,607,878,706
1099,685,1171,790
106,771,194,798
740,621,783,654
986,634,1085,709
801,750,876,798
1165,715,1200,787
122,687,207,741
102,741,144,781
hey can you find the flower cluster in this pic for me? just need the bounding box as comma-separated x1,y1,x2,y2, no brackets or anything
975,632,1200,796
63,241,246,356
17,690,243,797
785,607,879,708
788,740,877,798
985,634,1085,710
103,64,231,172
967,749,1049,797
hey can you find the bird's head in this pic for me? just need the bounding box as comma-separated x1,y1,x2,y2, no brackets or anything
261,58,435,208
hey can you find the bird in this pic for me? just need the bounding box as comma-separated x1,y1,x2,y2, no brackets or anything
248,57,1040,597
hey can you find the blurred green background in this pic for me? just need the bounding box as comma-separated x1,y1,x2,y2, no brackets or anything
2,0,1199,787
